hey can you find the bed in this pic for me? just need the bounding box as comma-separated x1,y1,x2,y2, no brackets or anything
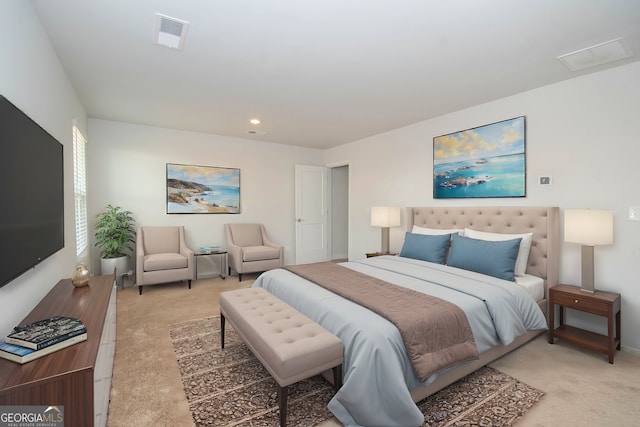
253,206,559,426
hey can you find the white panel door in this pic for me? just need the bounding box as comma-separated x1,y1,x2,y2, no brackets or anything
295,165,329,264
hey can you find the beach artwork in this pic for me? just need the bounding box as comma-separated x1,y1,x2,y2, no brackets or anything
433,116,526,199
166,163,240,214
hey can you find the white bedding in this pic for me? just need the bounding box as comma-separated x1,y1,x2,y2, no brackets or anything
515,274,545,302
253,255,548,427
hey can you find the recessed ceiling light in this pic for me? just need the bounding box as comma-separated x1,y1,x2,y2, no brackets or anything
556,37,633,71
249,118,261,125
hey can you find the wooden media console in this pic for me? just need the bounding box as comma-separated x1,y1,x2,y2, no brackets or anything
0,274,117,427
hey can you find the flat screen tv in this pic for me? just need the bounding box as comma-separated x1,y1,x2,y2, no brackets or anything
0,95,64,288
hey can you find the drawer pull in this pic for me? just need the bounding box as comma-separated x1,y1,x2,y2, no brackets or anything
574,299,579,303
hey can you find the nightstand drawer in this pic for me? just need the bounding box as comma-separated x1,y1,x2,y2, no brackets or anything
552,293,609,316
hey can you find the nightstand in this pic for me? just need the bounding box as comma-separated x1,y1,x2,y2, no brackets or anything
365,252,397,258
548,284,621,363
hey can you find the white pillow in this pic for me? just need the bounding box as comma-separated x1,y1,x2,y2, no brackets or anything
412,225,462,236
463,228,533,277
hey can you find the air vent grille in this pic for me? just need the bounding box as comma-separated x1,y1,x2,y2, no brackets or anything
556,37,633,71
155,13,189,50
160,17,183,37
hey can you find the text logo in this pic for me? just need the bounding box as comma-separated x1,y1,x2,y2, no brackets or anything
0,406,64,427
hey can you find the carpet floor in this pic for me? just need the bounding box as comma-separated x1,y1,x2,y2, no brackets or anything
170,316,543,427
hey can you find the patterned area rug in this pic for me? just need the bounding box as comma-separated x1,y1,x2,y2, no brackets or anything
170,316,544,427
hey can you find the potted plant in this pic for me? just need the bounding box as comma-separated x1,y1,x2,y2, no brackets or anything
95,205,136,280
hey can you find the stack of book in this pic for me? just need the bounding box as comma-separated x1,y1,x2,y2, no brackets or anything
199,245,221,254
0,316,87,364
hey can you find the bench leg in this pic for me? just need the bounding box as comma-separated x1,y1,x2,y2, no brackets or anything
220,314,226,349
278,385,288,427
333,364,343,390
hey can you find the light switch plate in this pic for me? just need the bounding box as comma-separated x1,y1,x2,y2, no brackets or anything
539,176,552,185
629,206,640,221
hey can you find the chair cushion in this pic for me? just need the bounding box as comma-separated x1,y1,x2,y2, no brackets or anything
142,227,180,254
144,253,188,271
242,246,280,262
230,224,264,247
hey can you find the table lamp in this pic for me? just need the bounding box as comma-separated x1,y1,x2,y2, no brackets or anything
371,207,401,254
564,209,613,293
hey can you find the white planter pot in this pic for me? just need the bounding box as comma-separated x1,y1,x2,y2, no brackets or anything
100,256,129,285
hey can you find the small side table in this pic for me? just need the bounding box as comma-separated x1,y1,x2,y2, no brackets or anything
194,251,228,280
548,284,621,363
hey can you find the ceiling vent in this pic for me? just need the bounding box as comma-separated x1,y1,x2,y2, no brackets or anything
246,130,266,136
155,13,189,50
556,37,633,71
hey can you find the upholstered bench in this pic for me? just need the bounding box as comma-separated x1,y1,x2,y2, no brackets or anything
220,287,343,427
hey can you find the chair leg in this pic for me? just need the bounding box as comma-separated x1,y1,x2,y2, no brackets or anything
278,385,288,427
228,266,243,281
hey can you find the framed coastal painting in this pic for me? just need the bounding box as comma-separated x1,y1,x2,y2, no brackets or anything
166,163,240,214
433,116,526,199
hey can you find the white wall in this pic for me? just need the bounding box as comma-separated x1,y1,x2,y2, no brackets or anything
0,1,87,334
325,61,640,350
87,119,324,277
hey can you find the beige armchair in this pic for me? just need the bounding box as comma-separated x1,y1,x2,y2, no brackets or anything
136,226,194,295
225,224,283,281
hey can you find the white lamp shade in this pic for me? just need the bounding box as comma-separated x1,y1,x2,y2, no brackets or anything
564,209,613,246
371,207,401,228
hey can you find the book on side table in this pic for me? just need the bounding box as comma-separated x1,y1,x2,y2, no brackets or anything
199,245,222,254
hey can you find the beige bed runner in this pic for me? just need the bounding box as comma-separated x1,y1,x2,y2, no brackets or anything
285,262,479,381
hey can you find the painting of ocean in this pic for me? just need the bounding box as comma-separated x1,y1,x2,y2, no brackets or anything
433,117,525,199
166,163,240,213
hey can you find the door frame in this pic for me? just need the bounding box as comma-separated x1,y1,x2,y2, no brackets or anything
294,161,350,264
327,161,350,261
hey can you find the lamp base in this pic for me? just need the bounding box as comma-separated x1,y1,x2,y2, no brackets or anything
381,227,390,254
580,245,596,294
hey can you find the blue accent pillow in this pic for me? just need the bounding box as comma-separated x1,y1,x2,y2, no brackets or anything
446,233,522,281
399,232,451,264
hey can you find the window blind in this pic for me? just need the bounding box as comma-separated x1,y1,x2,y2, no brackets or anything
73,126,88,258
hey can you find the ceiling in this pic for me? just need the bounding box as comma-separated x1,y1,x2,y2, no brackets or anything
32,0,640,149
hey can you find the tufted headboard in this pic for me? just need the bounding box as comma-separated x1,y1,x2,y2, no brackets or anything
407,206,559,301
